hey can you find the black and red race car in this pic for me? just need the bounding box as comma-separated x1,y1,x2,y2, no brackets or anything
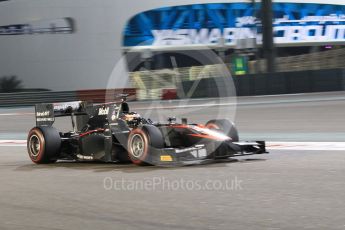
27,97,267,166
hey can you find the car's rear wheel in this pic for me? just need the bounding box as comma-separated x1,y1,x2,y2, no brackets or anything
205,119,239,142
127,125,164,166
27,127,61,164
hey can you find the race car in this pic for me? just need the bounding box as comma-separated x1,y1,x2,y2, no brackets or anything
27,96,267,166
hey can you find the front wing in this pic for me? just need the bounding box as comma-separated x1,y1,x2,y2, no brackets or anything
149,141,268,166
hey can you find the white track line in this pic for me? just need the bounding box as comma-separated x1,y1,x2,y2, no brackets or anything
267,142,345,151
0,140,27,147
1,140,345,150
0,112,33,116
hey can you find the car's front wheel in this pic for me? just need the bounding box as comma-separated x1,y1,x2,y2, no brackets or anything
27,127,61,164
127,125,164,166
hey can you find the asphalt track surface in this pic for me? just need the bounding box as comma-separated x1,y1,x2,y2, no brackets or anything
0,92,345,230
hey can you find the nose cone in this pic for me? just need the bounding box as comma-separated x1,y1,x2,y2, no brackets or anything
189,126,231,142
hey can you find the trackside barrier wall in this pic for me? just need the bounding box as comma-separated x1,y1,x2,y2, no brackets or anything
0,88,137,107
0,91,77,107
180,69,345,98
0,70,344,107
76,88,137,103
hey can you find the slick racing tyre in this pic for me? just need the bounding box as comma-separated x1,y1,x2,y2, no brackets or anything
127,125,164,166
205,119,239,142
27,127,61,164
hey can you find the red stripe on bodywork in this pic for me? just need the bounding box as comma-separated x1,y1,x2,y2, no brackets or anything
171,125,190,129
79,128,105,137
188,134,230,141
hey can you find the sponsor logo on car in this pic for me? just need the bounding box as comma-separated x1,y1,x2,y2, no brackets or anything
36,117,54,122
175,145,206,157
98,107,109,116
53,101,81,111
36,111,50,117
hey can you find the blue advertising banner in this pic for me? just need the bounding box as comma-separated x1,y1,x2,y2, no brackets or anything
123,3,345,47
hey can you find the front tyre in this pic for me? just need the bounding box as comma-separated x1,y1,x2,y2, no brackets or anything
127,125,164,166
27,127,61,164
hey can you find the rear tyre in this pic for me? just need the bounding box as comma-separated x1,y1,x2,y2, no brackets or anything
127,125,164,166
205,119,239,142
27,127,61,164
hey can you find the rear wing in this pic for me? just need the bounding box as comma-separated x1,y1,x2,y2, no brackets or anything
35,101,91,126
